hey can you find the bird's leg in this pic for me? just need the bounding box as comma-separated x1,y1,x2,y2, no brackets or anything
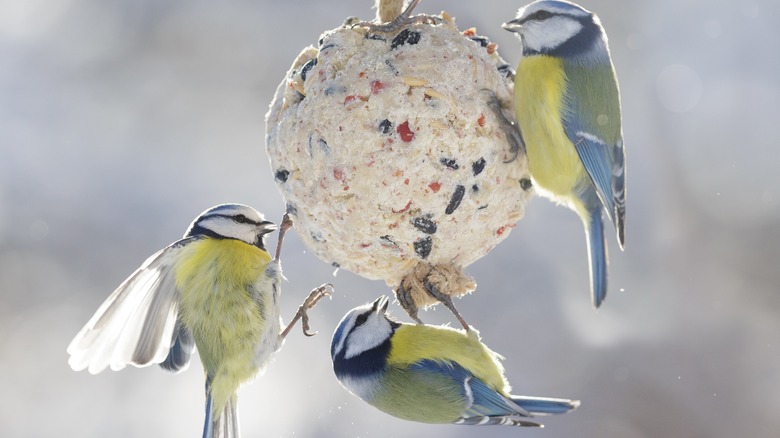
480,89,526,163
281,284,333,338
274,212,294,262
352,0,438,34
424,280,470,331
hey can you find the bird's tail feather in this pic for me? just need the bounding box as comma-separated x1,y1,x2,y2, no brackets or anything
215,396,239,438
510,395,581,416
202,380,214,438
202,380,240,438
455,416,542,427
585,209,608,308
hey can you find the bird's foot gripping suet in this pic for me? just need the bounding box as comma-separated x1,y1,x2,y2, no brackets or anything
395,281,423,325
274,212,294,261
352,0,439,34
424,281,470,331
480,89,525,163
394,262,475,330
281,284,334,338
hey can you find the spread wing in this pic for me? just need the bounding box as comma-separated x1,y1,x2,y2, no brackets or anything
67,237,200,374
562,61,626,245
159,322,195,373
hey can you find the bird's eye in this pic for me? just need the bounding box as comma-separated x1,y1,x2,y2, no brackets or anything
354,313,369,327
234,214,249,224
533,10,553,21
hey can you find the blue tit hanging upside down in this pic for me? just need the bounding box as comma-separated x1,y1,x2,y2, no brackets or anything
67,204,331,438
331,296,580,427
503,0,626,308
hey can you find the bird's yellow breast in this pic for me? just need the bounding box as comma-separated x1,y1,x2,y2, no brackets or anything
515,55,587,208
173,238,276,413
388,325,509,394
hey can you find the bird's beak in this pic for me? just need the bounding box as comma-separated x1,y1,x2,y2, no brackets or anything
372,296,390,314
502,19,523,33
258,220,277,234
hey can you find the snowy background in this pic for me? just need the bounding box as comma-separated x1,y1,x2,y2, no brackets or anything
2,0,779,437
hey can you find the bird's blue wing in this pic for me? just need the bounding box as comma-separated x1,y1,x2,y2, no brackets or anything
561,61,625,243
410,359,471,383
464,374,532,418
410,360,531,418
67,237,201,374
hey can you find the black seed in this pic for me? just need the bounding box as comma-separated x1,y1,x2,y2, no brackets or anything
318,37,324,46
318,137,330,154
520,178,533,190
472,184,479,192
275,169,289,183
385,59,399,75
497,64,514,79
311,231,325,243
343,16,360,26
367,34,387,42
391,29,421,49
308,133,331,156
331,261,340,268
300,58,317,82
380,235,400,249
440,158,459,170
406,31,421,45
472,157,486,176
470,36,489,47
414,236,433,259
445,185,466,215
412,217,437,234
379,119,393,134
478,204,488,210
390,31,407,49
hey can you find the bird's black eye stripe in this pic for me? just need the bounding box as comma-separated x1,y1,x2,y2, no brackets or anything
533,10,553,21
234,214,250,224
354,312,369,327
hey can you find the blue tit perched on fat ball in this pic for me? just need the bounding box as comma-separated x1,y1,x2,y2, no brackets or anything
67,204,330,438
502,0,626,308
331,296,580,427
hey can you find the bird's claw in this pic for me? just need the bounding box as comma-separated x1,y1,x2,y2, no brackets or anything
282,284,333,339
480,89,526,162
298,284,333,337
280,212,294,234
395,283,424,325
351,0,438,34
424,281,470,331
274,212,295,261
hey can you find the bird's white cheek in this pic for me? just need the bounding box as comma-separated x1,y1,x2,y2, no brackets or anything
344,335,379,360
343,320,392,359
522,18,583,52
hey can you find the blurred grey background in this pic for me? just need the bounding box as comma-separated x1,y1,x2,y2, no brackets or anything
2,0,778,437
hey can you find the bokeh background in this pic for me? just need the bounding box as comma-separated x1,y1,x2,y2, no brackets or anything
2,0,778,436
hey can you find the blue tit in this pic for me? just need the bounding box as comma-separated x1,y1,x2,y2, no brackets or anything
67,204,329,438
331,296,580,427
503,0,626,307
